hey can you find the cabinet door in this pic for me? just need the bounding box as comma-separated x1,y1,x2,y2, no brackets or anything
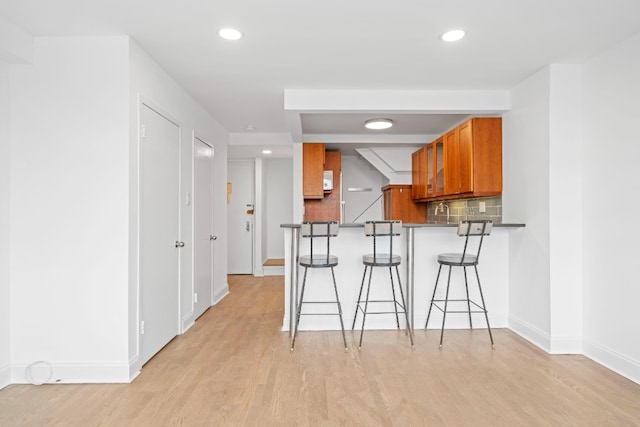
444,129,459,194
433,139,445,196
457,120,474,194
426,143,434,197
411,147,427,200
302,143,325,199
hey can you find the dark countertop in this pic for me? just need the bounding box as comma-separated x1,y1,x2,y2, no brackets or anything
281,223,525,228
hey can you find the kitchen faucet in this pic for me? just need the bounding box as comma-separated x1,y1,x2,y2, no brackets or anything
435,202,450,222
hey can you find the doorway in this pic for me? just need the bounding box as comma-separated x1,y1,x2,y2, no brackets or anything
227,160,254,274
139,103,180,365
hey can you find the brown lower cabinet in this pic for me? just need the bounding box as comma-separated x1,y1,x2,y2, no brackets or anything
383,184,428,223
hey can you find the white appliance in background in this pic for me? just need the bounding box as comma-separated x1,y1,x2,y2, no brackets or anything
323,170,333,190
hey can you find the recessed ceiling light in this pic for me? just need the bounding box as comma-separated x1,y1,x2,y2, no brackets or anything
246,124,255,131
219,28,243,41
365,119,393,130
441,29,466,42
262,149,272,155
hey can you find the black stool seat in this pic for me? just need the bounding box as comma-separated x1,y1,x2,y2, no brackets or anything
437,253,478,265
425,220,495,349
299,254,338,267
362,253,401,266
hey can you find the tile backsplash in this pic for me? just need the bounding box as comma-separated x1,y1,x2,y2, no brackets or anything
428,196,502,224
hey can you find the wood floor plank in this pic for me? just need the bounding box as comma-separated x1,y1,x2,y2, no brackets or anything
1,274,640,426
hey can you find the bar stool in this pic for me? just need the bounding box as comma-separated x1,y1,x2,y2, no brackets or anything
425,220,494,348
291,221,347,352
352,220,414,349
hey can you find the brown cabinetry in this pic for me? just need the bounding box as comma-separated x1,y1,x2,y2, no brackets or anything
302,143,325,199
383,185,427,223
411,147,428,200
304,150,341,222
450,117,502,197
412,117,502,201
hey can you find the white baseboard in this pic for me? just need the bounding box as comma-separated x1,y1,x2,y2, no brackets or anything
263,266,284,276
0,363,9,390
213,285,229,305
583,338,640,385
549,336,582,354
508,315,551,352
11,361,132,384
508,315,583,354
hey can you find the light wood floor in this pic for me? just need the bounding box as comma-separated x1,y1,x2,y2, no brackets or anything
2,275,640,426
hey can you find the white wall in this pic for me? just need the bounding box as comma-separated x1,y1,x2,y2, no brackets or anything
5,35,229,385
341,155,387,223
548,65,583,353
9,37,131,382
128,40,229,373
582,33,640,383
265,158,293,260
0,60,10,389
502,67,552,349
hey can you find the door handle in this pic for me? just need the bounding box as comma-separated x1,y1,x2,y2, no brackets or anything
245,221,250,232
175,241,185,248
210,235,217,241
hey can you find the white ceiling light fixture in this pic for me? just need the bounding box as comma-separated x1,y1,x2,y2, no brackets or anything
219,28,243,40
364,118,393,130
262,149,272,155
441,29,466,42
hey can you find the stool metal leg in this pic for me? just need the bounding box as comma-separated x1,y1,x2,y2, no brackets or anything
291,267,309,351
394,265,414,348
425,264,443,329
439,266,453,349
463,266,473,329
352,266,369,330
388,267,400,329
330,266,348,351
474,265,494,347
358,266,374,350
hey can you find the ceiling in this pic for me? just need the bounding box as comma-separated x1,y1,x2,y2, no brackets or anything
2,0,640,158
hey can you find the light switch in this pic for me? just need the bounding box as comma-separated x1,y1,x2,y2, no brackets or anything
479,201,486,213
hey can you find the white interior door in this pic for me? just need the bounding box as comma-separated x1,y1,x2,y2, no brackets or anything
227,160,254,274
140,104,180,365
194,137,214,316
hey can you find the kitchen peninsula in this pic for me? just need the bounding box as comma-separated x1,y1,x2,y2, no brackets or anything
281,222,525,336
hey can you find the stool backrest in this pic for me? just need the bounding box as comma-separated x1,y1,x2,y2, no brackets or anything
301,221,339,263
457,220,492,263
364,220,402,262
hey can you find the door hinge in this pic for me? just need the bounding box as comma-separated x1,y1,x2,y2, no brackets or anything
140,320,145,335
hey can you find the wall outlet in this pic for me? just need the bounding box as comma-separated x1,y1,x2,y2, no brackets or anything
479,201,486,213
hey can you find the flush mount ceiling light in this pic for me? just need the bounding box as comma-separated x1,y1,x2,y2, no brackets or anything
441,29,466,42
364,118,393,130
219,28,243,40
262,149,272,155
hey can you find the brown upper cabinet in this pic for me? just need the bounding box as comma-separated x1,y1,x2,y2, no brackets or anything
411,146,428,200
302,143,325,199
412,117,502,201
